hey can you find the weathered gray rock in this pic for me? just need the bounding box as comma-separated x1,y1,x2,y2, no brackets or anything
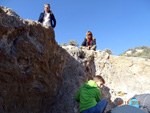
60,46,150,113
0,6,68,113
0,6,150,113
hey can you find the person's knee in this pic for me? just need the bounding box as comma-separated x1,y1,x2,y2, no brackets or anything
97,98,108,106
101,98,108,105
80,46,85,49
91,45,97,50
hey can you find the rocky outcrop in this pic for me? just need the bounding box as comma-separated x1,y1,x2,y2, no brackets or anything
0,6,150,113
0,6,68,113
120,46,150,59
58,46,150,113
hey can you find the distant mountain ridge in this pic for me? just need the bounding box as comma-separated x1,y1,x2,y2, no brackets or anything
120,46,150,59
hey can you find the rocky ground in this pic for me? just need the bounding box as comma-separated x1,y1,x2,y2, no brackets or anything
0,6,150,113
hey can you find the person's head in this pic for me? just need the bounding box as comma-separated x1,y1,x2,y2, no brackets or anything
44,4,50,13
86,31,93,39
93,76,105,88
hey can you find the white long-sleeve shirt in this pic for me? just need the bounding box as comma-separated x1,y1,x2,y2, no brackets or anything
43,13,51,26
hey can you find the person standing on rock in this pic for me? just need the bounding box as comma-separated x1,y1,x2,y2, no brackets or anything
80,31,97,51
38,4,56,28
75,76,108,113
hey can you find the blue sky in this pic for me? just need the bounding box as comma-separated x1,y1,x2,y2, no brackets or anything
1,0,150,55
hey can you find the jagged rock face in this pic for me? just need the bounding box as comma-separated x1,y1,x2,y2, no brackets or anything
0,6,150,113
0,6,68,113
60,46,150,113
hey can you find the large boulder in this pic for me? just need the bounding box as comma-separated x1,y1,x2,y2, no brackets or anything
0,6,68,113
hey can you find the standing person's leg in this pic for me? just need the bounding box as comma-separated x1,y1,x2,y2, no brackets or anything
96,99,108,113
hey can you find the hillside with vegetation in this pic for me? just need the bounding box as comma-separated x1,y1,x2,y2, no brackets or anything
120,46,150,59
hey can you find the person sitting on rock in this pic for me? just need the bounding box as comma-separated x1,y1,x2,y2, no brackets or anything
38,4,56,28
75,76,108,113
80,31,97,51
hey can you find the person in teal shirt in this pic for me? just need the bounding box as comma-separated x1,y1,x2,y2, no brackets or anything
75,76,108,113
